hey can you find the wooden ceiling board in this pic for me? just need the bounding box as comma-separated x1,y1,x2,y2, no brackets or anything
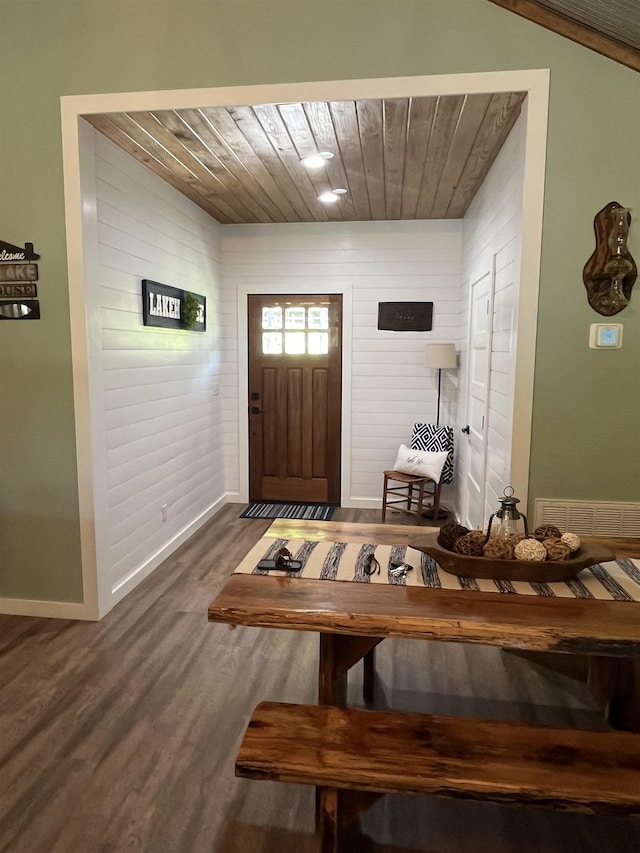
151,109,279,223
431,93,494,219
328,100,372,221
400,97,438,220
446,92,523,217
85,93,526,225
415,95,466,220
382,99,409,221
487,0,640,72
198,106,302,222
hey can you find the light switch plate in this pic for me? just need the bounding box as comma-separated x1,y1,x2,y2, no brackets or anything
589,323,623,348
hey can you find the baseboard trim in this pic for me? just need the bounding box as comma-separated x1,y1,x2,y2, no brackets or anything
108,495,229,612
342,496,381,509
0,597,98,621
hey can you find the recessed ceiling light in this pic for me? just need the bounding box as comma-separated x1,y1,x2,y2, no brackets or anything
300,151,334,170
318,188,347,204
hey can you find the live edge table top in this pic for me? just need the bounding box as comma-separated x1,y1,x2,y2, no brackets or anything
207,520,640,657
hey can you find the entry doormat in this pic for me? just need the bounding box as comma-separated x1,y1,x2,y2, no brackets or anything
239,502,335,521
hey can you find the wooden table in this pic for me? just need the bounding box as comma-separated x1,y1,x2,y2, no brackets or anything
208,519,640,728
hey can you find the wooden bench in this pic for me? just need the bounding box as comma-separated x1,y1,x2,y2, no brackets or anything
236,701,640,852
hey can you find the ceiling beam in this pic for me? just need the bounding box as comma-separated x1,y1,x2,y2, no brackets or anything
487,0,640,73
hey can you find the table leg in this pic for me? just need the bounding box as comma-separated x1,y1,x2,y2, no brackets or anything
363,647,375,704
319,634,348,706
588,656,640,732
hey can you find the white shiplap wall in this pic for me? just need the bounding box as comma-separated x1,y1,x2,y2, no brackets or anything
222,220,463,506
81,122,227,614
459,111,526,526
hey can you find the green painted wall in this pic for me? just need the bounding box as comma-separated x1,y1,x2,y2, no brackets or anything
1,0,638,603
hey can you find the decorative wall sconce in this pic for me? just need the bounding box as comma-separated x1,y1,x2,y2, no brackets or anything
583,201,636,316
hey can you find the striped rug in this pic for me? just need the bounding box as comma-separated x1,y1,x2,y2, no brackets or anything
234,537,640,602
239,503,335,521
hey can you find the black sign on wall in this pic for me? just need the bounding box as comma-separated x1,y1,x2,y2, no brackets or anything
142,279,206,332
377,302,433,332
0,239,41,320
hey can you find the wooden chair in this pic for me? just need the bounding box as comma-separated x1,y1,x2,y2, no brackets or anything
381,470,441,522
382,423,454,523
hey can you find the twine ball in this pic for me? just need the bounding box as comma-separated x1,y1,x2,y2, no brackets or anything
534,524,562,541
483,537,514,560
466,530,487,544
561,532,581,552
439,521,469,551
514,538,547,561
453,533,484,557
543,538,571,562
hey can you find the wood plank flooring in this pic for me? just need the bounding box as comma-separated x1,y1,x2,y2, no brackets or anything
1,504,639,852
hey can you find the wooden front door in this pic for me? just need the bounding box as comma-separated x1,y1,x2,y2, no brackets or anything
248,294,342,504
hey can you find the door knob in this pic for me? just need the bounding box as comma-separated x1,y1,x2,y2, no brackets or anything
461,425,470,434
250,406,266,414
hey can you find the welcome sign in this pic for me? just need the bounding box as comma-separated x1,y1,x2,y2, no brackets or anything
0,239,40,320
142,279,206,331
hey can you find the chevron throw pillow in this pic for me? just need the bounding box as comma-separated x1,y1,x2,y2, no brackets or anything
410,423,454,485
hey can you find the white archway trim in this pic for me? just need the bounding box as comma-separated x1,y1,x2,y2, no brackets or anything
60,69,549,619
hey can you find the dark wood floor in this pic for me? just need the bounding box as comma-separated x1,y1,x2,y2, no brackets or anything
1,504,638,852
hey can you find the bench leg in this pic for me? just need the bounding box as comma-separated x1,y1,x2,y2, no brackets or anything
319,788,376,853
319,787,339,853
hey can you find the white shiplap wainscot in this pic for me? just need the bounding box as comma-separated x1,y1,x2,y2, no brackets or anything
222,220,463,507
458,112,526,527
80,121,227,616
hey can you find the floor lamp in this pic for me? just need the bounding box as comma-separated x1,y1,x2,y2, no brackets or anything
423,343,457,521
425,343,457,426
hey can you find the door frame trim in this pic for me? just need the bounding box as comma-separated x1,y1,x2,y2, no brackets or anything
237,284,352,505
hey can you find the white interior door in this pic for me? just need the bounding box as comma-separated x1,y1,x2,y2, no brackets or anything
462,262,495,529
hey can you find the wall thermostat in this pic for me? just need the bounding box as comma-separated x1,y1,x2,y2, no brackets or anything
589,323,623,348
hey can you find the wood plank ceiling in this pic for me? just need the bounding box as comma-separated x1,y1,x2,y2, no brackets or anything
488,0,640,72
85,93,526,225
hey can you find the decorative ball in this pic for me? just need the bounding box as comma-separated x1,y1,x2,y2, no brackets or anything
561,532,581,553
534,524,562,541
466,530,487,544
439,521,469,551
514,538,547,561
453,533,484,556
483,537,514,560
543,538,571,562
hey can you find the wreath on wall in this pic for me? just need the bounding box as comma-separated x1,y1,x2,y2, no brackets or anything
181,292,200,330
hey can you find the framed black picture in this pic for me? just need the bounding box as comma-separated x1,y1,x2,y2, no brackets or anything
377,302,433,332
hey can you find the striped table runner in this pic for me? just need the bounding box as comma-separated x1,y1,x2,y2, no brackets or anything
234,537,640,602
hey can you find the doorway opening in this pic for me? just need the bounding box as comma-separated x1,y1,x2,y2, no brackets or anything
61,70,549,619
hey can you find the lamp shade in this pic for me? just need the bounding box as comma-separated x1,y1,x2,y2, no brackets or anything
425,343,457,369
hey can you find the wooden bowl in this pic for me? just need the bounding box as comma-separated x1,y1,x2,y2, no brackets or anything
408,533,615,582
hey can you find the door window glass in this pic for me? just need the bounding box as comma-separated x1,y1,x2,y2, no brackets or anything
261,303,330,355
262,307,282,329
284,332,306,354
285,307,306,329
262,332,283,354
308,332,329,354
308,307,328,329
